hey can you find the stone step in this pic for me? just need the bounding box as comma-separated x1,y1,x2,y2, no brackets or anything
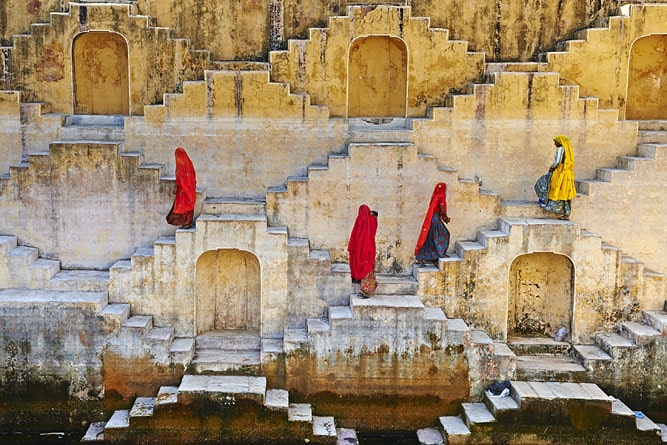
637,143,667,161
638,130,667,144
64,115,125,126
618,321,661,345
288,403,313,422
461,402,496,432
8,245,39,268
595,332,638,359
327,306,353,328
507,336,571,355
122,315,153,334
416,427,444,445
372,274,419,295
636,411,662,434
312,416,336,438
514,355,587,381
348,117,412,130
103,410,129,441
596,166,631,182
658,423,667,442
129,396,156,425
306,317,330,334
337,428,359,445
510,381,611,419
80,421,105,443
169,337,195,366
190,349,261,373
349,294,425,321
483,389,519,422
146,326,175,347
201,197,266,215
27,257,61,285
59,125,126,142
571,344,612,373
155,386,179,409
260,338,283,360
499,200,552,219
455,240,485,259
348,129,414,144
47,269,109,292
642,310,667,335
308,249,330,262
265,388,289,411
282,328,309,353
636,120,667,131
438,415,470,444
0,288,108,310
100,303,131,324
610,397,639,429
195,330,261,350
177,375,267,405
0,235,18,255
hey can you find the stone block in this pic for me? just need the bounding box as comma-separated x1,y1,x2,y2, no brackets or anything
265,389,289,411
177,375,266,406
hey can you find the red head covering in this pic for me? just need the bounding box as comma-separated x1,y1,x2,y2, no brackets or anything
414,182,447,255
347,204,378,281
173,147,197,213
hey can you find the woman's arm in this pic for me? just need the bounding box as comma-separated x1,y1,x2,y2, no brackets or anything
440,203,450,224
549,146,564,170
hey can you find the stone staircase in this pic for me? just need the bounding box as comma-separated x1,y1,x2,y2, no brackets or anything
637,120,667,144
1,2,225,114
190,330,262,374
418,381,663,444
81,375,339,444
414,213,665,343
58,114,126,142
0,238,197,395
575,121,667,198
347,117,415,144
0,235,107,290
283,276,513,399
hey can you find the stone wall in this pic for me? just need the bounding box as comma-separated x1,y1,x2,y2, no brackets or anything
544,4,667,119
0,142,174,269
270,6,484,117
6,0,660,62
5,3,206,116
0,289,108,400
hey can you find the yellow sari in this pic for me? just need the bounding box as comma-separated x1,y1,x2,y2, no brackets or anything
548,135,577,202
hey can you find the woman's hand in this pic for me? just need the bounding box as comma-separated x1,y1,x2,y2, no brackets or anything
442,215,451,224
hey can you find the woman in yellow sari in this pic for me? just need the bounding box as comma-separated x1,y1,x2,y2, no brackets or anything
535,135,576,220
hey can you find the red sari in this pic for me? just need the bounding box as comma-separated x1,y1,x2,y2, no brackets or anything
348,205,378,296
166,147,196,228
415,182,450,260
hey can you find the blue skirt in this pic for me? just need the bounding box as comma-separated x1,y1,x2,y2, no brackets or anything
416,213,450,261
535,172,571,216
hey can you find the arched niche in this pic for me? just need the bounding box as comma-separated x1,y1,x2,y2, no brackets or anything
195,249,261,335
72,31,129,115
626,34,667,120
508,252,574,340
348,36,408,118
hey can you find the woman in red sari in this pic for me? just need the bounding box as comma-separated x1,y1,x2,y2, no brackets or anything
415,182,450,266
166,147,197,229
348,205,378,298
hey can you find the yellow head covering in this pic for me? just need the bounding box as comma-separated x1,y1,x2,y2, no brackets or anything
553,135,574,170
